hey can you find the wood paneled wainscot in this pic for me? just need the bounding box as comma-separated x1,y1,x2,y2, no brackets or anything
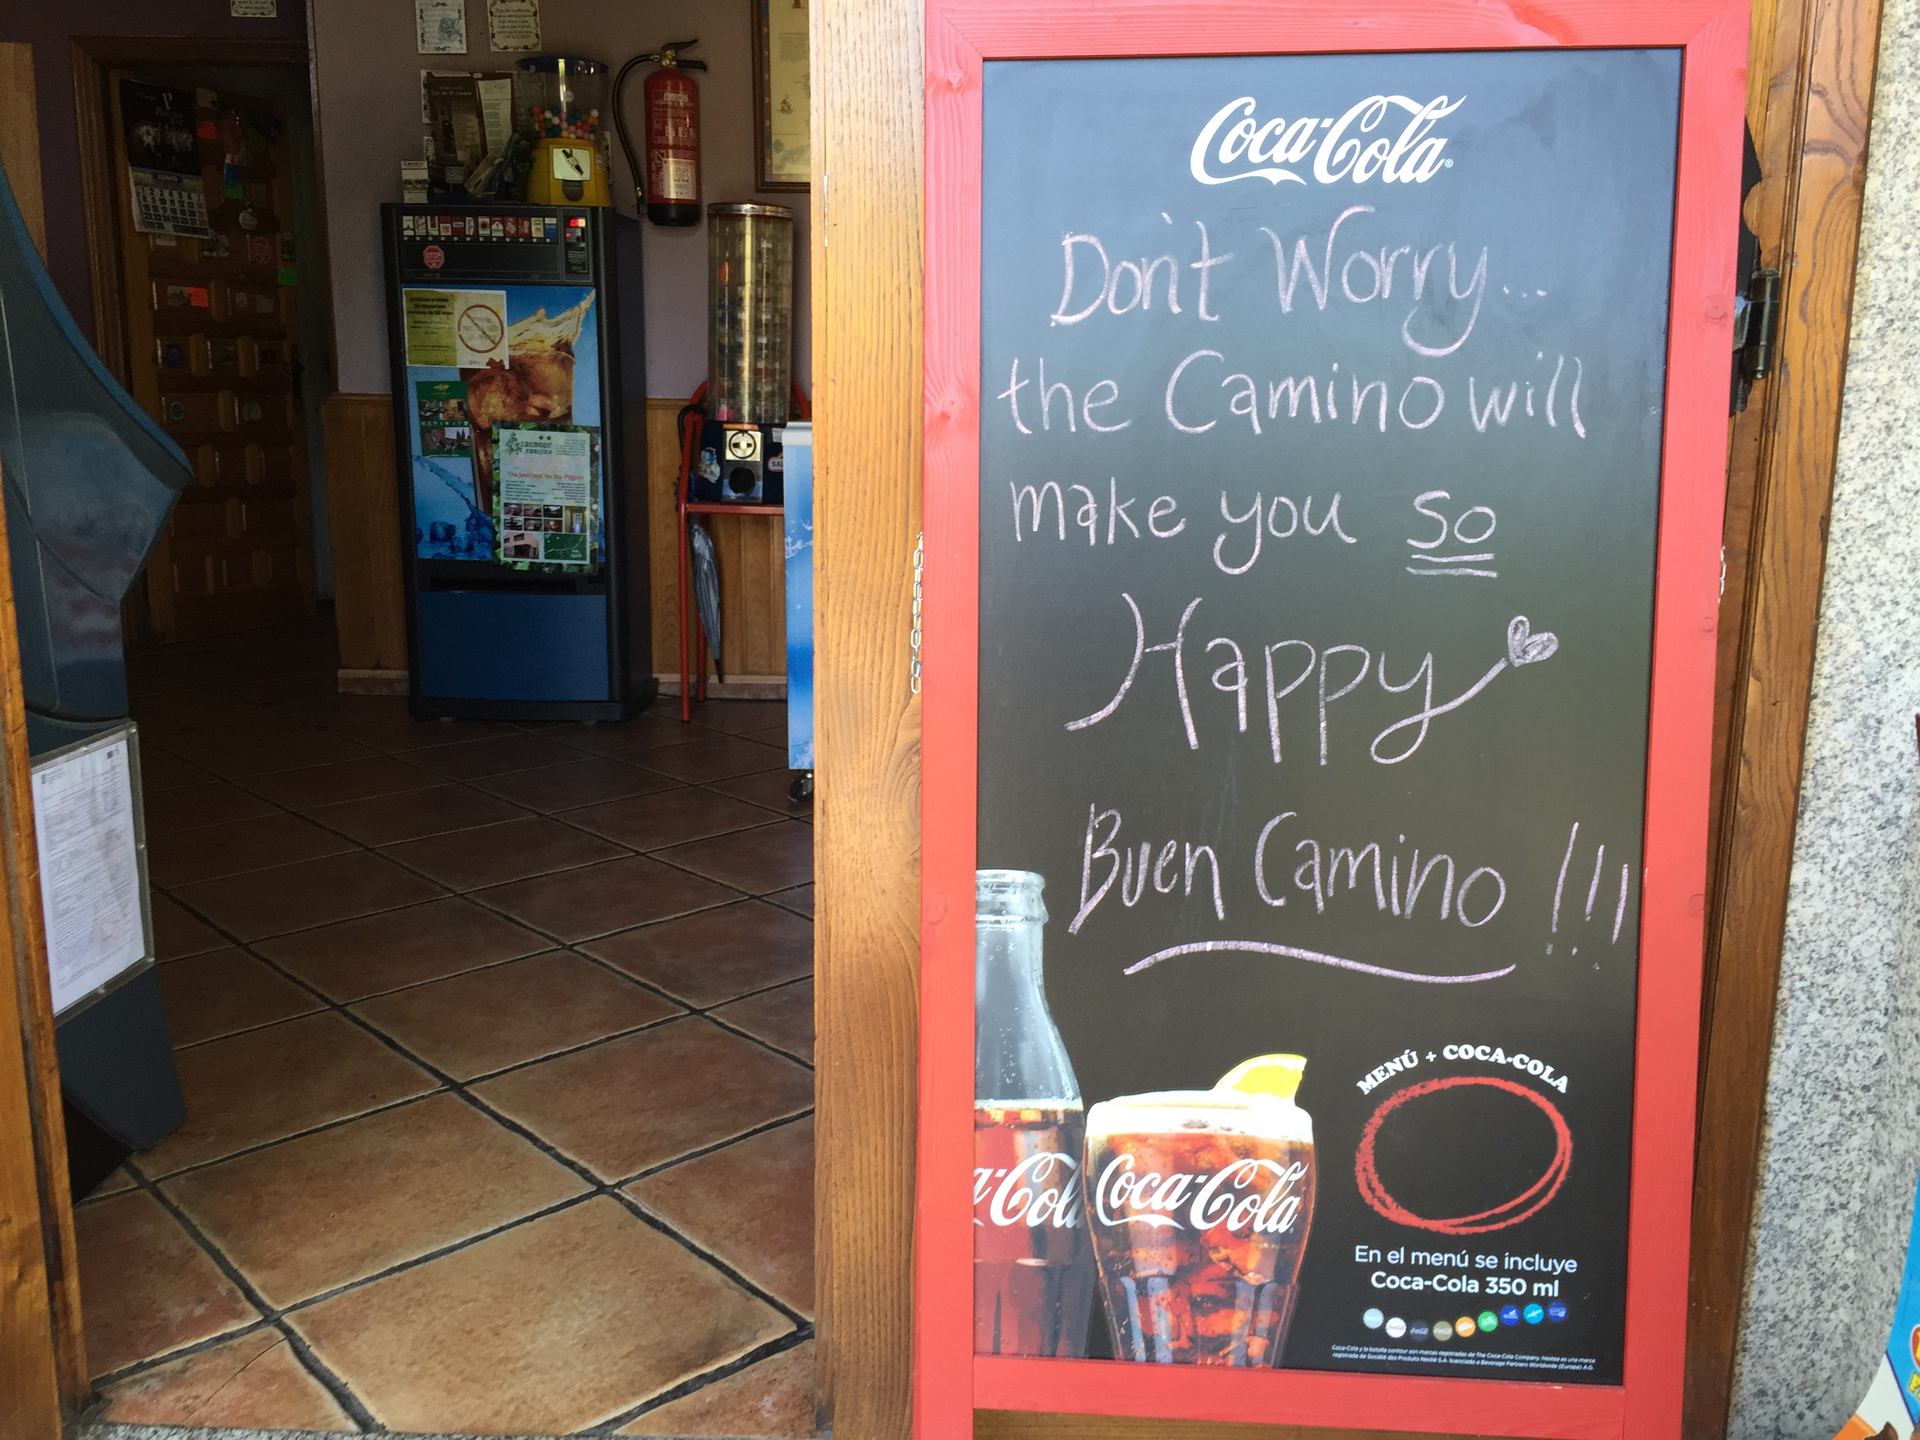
321,394,787,697
320,393,407,692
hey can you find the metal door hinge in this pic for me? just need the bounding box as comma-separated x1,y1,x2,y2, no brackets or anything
909,532,924,696
1732,267,1781,413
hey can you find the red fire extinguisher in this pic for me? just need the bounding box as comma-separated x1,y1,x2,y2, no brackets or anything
615,41,706,227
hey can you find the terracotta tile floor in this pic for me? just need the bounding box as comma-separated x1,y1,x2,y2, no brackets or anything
79,615,816,1435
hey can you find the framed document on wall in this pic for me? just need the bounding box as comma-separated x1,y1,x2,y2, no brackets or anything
754,0,809,190
916,1,1749,1436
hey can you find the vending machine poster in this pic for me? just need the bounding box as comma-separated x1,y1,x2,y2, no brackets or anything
402,285,598,562
493,422,600,570
921,4,1744,1433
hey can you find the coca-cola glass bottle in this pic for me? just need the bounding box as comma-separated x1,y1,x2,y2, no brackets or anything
974,869,1093,1357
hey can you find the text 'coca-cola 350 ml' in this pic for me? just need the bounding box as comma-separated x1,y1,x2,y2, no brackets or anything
974,870,1094,1357
1085,1057,1316,1366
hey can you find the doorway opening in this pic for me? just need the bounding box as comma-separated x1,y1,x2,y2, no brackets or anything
72,41,335,645
58,39,818,1437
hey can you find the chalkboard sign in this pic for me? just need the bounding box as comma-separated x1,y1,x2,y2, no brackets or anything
919,3,1745,1438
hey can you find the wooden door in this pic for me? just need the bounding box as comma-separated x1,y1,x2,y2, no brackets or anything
110,75,316,640
0,458,83,1440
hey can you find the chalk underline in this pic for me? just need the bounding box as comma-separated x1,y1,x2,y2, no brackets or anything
1122,940,1516,984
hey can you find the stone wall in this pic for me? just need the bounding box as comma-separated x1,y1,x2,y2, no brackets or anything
1728,3,1920,1433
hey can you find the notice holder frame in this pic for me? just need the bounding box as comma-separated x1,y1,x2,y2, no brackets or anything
916,2,1747,1437
29,720,155,1023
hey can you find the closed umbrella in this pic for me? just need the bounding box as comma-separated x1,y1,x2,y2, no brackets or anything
688,517,724,682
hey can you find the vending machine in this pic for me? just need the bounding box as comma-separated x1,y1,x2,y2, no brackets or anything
382,203,653,719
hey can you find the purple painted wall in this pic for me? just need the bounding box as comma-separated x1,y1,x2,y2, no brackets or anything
0,0,310,341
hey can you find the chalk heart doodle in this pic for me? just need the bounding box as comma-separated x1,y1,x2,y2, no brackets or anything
1507,616,1558,667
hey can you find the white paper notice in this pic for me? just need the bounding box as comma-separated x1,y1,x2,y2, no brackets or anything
488,0,542,51
478,77,515,157
32,737,147,1015
453,289,509,368
417,0,468,54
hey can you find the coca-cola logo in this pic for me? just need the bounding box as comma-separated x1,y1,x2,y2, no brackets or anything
1190,94,1463,189
1094,1153,1309,1234
973,1151,1082,1227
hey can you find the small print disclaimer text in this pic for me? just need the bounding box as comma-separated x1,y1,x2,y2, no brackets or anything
1330,1347,1597,1373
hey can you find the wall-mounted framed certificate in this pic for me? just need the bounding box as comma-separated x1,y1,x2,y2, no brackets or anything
753,0,810,191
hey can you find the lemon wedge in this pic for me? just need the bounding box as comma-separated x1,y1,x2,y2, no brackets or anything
1215,1053,1308,1101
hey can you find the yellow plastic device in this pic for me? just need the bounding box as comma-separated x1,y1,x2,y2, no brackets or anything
524,138,611,207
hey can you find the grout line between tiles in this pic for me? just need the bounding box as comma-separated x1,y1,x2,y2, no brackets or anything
396,1008,689,1086
269,1190,605,1318
700,970,813,1010
125,659,817,1424
565,956,811,1028
169,1001,332,1055
84,1314,279,1388
579,1323,816,1436
615,1108,815,1188
155,886,815,1331
156,808,812,1078
160,734,799,952
114,1161,381,1432
700,1008,814,1071
603,1187,812,1328
558,949,813,1072
762,888,815,921
220,783,750,953
205,941,547,1009
140,1089,451,1186
160,874,802,1079
154,777,810,1077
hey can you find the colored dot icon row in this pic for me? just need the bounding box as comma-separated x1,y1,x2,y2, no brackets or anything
1363,1301,1568,1339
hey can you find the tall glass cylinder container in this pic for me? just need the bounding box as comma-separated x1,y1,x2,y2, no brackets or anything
706,203,793,423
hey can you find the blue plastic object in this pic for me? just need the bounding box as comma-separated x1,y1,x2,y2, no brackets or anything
0,156,190,740
0,157,188,1165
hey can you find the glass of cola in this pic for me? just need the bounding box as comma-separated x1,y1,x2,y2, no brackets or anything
1085,1061,1315,1366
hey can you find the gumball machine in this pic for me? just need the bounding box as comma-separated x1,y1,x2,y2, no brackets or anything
513,55,612,206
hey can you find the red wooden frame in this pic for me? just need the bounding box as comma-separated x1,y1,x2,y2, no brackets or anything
917,3,1747,1436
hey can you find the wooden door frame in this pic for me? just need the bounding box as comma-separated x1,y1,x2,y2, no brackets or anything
1686,0,1884,1433
809,0,1886,1438
5,0,1880,1432
69,36,311,386
0,457,69,1436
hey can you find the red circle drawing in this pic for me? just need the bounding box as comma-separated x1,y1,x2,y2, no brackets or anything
423,244,445,270
1355,1076,1572,1235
